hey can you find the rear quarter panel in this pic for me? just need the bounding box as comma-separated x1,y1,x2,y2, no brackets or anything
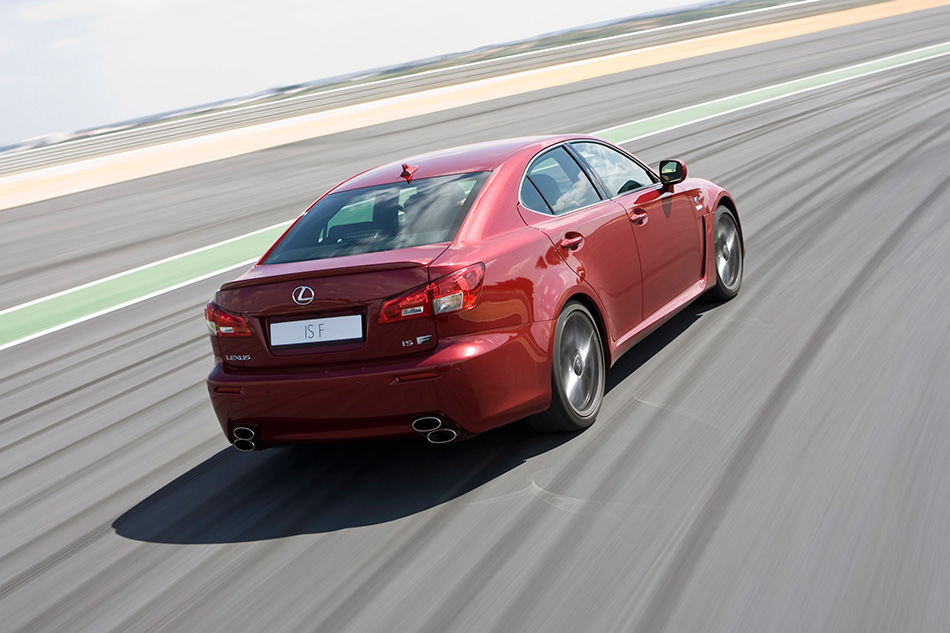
431,205,596,428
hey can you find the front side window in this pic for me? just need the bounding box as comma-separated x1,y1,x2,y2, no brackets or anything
264,172,489,264
523,147,601,215
572,142,656,197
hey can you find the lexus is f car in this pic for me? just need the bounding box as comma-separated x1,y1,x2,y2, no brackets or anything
205,135,743,450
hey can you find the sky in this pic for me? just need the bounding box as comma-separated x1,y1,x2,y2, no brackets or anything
0,0,700,146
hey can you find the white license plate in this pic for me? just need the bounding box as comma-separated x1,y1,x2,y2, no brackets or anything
270,314,363,347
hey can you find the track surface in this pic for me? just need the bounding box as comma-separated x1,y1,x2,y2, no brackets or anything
3,4,950,632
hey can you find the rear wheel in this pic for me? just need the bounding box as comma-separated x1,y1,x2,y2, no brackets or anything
708,205,743,301
528,302,605,433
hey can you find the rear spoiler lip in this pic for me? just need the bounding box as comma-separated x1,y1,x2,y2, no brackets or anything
221,243,452,291
221,261,431,290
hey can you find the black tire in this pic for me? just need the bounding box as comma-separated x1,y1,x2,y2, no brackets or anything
528,302,605,433
707,205,743,301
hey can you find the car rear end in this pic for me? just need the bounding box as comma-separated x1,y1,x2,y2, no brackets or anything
206,169,537,448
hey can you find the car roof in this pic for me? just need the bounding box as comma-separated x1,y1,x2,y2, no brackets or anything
333,134,599,192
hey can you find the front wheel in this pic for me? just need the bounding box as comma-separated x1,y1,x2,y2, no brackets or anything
708,205,743,301
528,302,605,433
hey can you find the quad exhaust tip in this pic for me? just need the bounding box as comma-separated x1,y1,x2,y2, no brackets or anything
412,416,461,444
411,416,442,433
233,426,255,441
233,426,257,451
426,428,459,444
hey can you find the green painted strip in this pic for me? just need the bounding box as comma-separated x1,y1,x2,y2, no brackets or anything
0,225,286,350
597,42,950,144
1,41,948,351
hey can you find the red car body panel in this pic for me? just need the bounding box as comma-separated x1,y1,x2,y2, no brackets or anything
616,183,705,318
206,134,740,446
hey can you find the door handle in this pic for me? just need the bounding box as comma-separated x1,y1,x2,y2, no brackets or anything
559,234,584,250
630,212,649,226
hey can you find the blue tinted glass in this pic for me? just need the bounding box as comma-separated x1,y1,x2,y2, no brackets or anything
265,172,490,264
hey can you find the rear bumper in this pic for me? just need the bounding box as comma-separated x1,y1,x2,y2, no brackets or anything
206,322,553,444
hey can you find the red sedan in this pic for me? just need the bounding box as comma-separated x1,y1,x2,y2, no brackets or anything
205,135,743,450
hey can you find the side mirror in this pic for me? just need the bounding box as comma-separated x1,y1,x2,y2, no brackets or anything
659,159,687,185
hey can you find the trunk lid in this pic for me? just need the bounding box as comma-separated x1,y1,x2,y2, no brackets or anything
213,244,446,369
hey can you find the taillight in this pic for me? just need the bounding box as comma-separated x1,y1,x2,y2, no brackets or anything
378,263,485,324
378,287,431,323
204,301,252,337
430,264,484,314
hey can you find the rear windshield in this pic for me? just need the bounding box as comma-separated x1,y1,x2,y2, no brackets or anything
263,172,490,264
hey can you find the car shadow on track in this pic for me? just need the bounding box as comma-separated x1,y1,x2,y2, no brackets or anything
113,298,717,545
113,426,571,544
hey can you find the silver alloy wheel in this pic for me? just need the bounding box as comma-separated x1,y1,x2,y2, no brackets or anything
559,310,602,417
716,212,742,291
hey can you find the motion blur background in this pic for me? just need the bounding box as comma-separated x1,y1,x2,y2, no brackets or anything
2,0,950,632
0,0,697,146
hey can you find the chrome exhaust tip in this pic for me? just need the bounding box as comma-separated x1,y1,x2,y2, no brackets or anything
233,426,256,441
426,428,459,444
411,416,442,433
233,438,256,452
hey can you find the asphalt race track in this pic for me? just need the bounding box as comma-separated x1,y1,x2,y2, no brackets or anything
2,2,950,632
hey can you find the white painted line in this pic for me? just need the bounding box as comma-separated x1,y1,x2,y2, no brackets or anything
0,259,259,353
0,221,290,317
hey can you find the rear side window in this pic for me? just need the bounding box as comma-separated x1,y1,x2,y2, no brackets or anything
264,172,490,264
524,147,601,215
571,141,656,196
520,178,549,213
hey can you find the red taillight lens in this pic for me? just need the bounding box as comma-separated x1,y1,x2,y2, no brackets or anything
204,301,252,337
430,263,484,314
377,263,485,324
378,287,431,323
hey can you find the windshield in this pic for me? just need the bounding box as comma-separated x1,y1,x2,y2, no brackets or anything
263,172,490,264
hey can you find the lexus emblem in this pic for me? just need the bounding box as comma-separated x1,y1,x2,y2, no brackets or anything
292,285,315,305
